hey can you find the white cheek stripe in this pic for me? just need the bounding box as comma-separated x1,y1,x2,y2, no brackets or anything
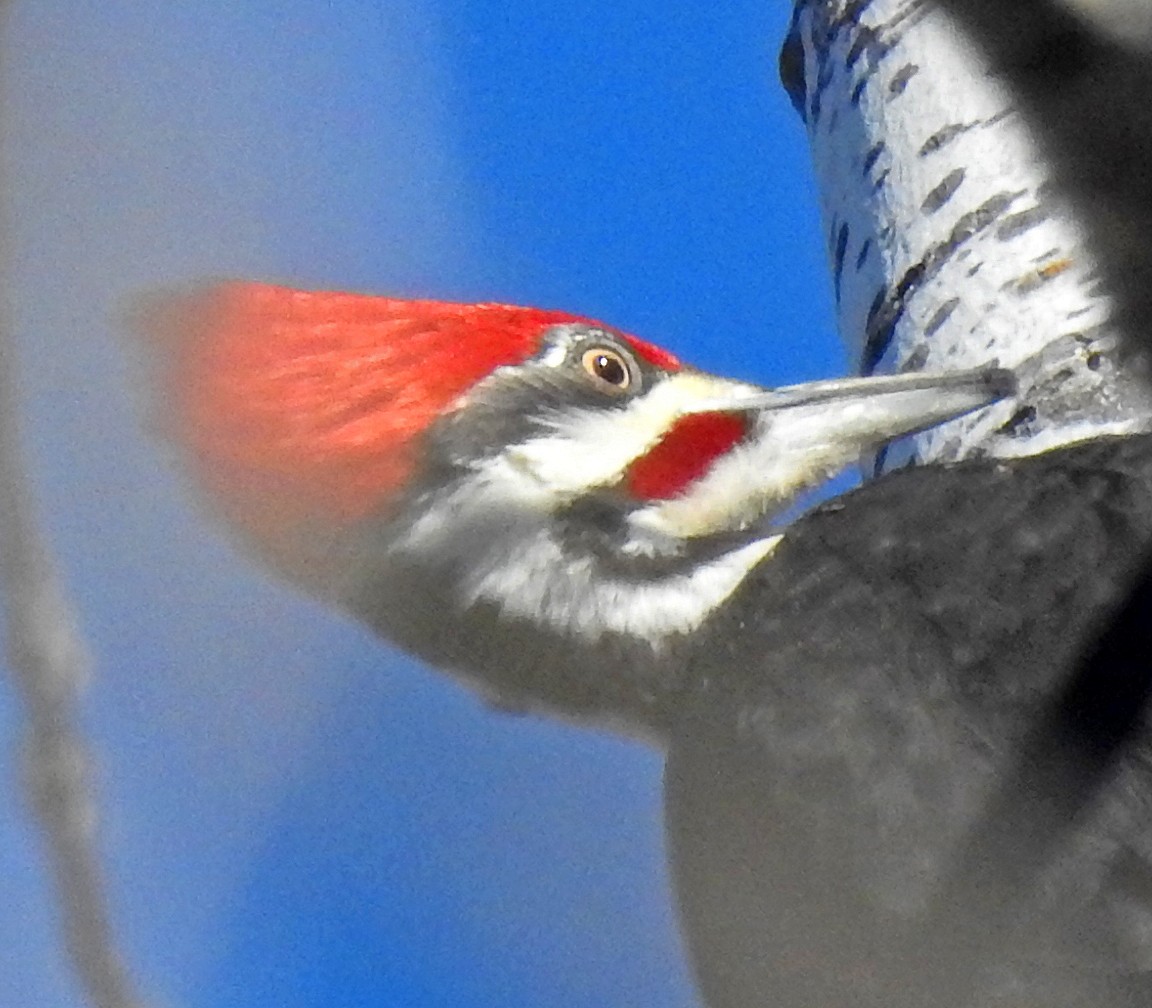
393,441,777,648
461,533,779,644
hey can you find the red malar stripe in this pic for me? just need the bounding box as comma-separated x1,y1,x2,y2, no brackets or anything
625,412,749,500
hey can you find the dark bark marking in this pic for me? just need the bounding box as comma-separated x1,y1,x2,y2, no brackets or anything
921,168,966,214
919,121,975,156
862,141,886,177
923,297,961,337
861,192,1022,374
889,62,919,94
996,205,1051,241
833,222,850,305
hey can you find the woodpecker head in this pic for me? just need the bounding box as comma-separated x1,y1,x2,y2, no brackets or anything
139,282,1012,729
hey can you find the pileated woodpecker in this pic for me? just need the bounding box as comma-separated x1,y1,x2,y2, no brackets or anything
141,281,1152,1007
141,281,1009,727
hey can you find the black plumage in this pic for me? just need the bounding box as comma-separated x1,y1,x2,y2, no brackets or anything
668,433,1152,1007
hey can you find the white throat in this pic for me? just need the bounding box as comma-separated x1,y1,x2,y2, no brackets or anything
391,465,779,647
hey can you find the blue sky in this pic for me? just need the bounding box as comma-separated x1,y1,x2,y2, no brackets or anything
0,2,841,1006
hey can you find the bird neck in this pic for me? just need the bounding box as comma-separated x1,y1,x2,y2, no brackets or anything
335,476,779,735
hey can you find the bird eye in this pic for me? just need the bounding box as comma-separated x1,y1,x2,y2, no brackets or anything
581,347,633,392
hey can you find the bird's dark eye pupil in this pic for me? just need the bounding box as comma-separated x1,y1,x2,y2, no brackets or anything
594,354,625,384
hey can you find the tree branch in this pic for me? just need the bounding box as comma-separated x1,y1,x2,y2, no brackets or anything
0,4,150,1006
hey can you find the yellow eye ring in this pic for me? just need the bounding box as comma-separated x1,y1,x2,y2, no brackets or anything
580,347,633,392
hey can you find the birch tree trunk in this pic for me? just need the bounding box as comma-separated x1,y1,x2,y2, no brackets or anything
788,0,1152,465
664,7,1152,1008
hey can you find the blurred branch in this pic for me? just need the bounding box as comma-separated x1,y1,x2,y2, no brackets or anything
0,5,149,1008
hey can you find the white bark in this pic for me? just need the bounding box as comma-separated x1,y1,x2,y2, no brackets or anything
790,0,1152,466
